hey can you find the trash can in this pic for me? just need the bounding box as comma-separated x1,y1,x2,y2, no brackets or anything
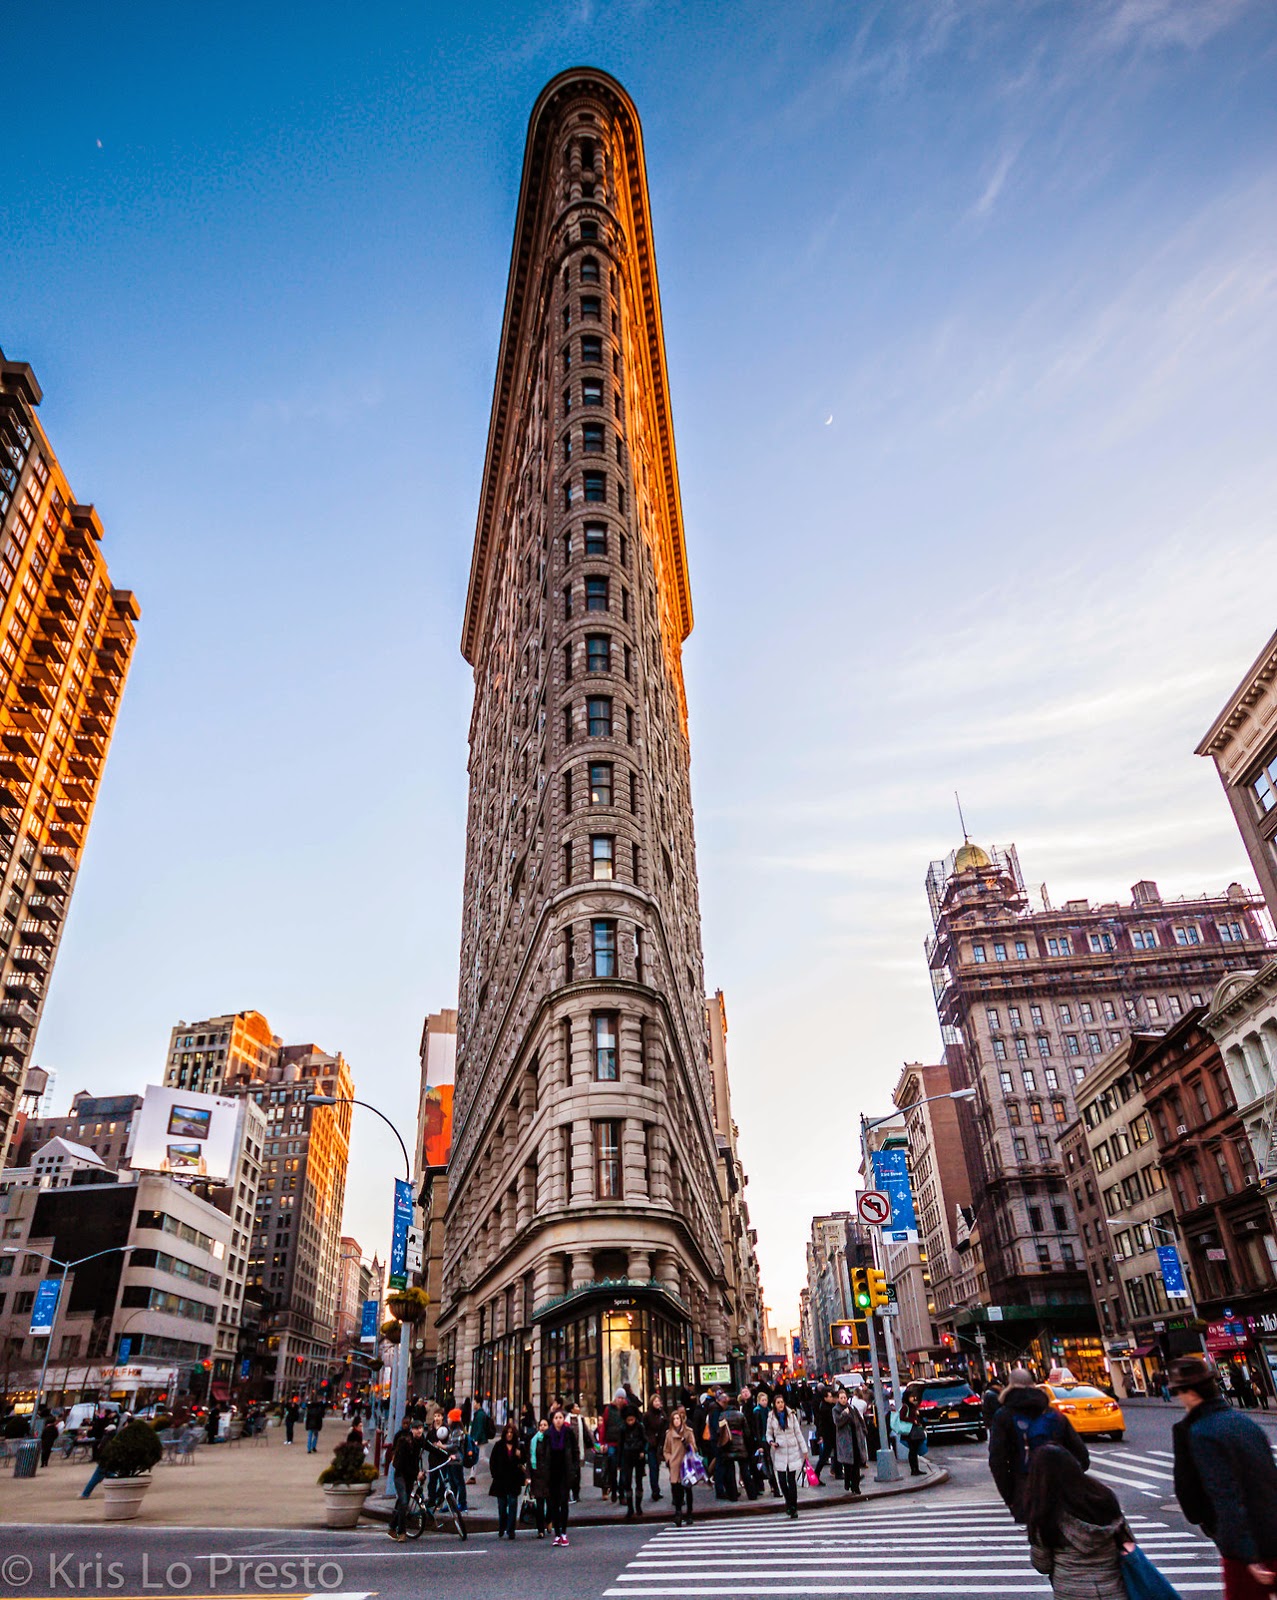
13,1440,40,1478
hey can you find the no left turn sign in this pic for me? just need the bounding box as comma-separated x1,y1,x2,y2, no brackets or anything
855,1189,892,1227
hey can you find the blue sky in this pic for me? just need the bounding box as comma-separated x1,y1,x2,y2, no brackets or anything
3,0,1275,1333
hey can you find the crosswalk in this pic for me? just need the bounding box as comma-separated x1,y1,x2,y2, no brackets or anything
1085,1442,1175,1498
604,1499,1224,1596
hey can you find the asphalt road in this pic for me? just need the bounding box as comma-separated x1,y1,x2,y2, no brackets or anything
3,1401,1272,1599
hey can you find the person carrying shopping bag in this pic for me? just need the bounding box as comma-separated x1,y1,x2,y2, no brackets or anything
663,1405,700,1527
766,1392,812,1520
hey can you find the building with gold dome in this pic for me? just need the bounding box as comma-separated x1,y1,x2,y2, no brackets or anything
925,838,1271,1376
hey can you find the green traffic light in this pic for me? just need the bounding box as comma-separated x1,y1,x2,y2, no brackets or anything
855,1292,871,1308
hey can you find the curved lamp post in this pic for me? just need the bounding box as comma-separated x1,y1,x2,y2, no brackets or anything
1,1244,133,1416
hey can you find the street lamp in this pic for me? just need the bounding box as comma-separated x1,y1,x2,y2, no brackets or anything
857,1088,976,1482
306,1093,414,1450
2,1245,133,1416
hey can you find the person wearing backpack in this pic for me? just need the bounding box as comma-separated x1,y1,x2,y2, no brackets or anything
988,1367,1089,1522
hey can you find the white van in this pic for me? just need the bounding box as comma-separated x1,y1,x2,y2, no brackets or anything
65,1401,121,1432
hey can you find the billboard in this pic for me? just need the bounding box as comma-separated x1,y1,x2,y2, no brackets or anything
421,1083,454,1169
129,1085,241,1183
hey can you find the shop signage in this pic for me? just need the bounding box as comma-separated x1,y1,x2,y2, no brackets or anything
1205,1318,1250,1352
1250,1312,1277,1337
608,1296,638,1310
1206,1248,1228,1261
698,1363,732,1385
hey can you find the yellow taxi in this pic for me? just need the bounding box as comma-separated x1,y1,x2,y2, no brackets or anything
1043,1382,1125,1440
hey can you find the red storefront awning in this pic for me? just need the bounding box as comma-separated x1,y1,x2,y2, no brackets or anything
210,1382,230,1401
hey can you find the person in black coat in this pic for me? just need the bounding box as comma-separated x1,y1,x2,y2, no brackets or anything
304,1397,326,1454
982,1382,1003,1426
987,1368,1089,1522
489,1421,527,1540
813,1387,837,1485
1170,1354,1277,1594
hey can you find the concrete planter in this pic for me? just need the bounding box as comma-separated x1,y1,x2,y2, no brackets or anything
322,1484,370,1528
102,1474,152,1521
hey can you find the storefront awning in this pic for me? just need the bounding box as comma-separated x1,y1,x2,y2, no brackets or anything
210,1382,230,1401
1128,1344,1159,1359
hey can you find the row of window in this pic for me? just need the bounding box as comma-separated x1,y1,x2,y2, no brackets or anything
1006,1098,1069,1126
563,833,640,884
562,377,621,414
998,1066,1067,1094
564,521,627,564
563,472,625,512
562,421,624,460
972,926,1240,960
993,1031,1112,1060
989,1000,1120,1029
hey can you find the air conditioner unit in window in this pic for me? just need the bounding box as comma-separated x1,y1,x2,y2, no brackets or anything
1197,1195,1209,1205
1176,1125,1188,1135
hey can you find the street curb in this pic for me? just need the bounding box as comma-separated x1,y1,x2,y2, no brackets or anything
359,1466,950,1530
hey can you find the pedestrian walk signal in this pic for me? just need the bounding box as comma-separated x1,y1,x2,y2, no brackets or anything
830,1318,870,1352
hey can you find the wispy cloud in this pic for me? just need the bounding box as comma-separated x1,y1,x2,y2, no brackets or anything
971,142,1021,218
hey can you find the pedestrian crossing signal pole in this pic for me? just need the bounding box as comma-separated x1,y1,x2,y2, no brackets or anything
852,1266,898,1482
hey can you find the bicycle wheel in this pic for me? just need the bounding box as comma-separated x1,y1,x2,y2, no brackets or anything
402,1495,426,1540
443,1487,468,1540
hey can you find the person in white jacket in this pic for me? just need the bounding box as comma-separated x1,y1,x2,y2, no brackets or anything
766,1393,812,1519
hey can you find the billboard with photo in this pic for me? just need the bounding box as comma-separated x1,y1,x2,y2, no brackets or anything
129,1085,241,1183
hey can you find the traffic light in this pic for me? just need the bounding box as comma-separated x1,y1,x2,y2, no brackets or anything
200,1359,212,1371
866,1268,889,1310
829,1319,870,1352
850,1268,872,1312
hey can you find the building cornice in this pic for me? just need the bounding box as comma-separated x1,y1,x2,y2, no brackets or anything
1196,626,1277,760
461,65,692,667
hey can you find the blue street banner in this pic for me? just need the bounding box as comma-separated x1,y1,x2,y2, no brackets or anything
240,1356,252,1379
117,1337,132,1363
360,1298,380,1344
1157,1244,1189,1298
792,1334,802,1359
29,1277,61,1336
870,1147,919,1242
388,1178,413,1290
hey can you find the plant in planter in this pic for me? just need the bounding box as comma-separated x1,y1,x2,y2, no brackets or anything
380,1319,402,1344
318,1438,377,1529
99,1419,163,1522
385,1286,430,1324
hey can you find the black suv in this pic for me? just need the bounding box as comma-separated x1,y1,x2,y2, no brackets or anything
914,1378,987,1442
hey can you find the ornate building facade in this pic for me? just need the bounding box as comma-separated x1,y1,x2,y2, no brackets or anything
438,69,727,1417
926,837,1270,1371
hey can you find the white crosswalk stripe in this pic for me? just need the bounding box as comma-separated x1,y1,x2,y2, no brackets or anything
603,1500,1224,1596
1086,1443,1176,1496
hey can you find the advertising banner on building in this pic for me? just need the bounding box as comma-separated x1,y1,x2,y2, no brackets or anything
129,1085,241,1183
29,1277,61,1335
360,1298,380,1344
1157,1245,1189,1299
388,1178,413,1290
870,1147,919,1243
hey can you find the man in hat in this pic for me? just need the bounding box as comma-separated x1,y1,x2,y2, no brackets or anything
1171,1355,1277,1598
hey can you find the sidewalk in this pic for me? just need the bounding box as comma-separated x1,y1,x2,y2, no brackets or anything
0,1427,948,1529
364,1459,950,1530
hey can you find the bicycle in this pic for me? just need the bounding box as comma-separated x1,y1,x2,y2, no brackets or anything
403,1459,468,1540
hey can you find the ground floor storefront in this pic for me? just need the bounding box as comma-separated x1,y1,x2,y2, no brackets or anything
949,1303,1103,1386
539,1289,694,1418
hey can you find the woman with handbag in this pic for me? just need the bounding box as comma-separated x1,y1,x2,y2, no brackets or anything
1025,1443,1145,1600
663,1406,700,1527
833,1388,868,1493
766,1392,812,1519
896,1383,928,1477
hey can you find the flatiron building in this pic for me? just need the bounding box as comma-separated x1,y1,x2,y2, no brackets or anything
439,68,728,1414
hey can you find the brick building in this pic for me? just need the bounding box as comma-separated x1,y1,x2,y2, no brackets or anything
926,836,1270,1371
1139,1008,1277,1393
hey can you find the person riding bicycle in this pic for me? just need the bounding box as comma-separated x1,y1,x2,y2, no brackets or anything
423,1425,452,1510
388,1418,426,1541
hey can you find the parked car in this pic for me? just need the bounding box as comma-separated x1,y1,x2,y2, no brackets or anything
913,1378,987,1442
1043,1382,1125,1440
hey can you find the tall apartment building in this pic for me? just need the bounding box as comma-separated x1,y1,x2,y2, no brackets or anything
335,1235,365,1352
707,991,766,1372
163,1009,280,1095
804,1212,873,1367
892,1061,973,1348
0,351,139,1169
238,1043,353,1398
926,837,1271,1369
439,69,728,1417
12,1089,142,1170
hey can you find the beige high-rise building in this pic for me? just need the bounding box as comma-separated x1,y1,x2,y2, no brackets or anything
438,68,728,1417
163,1009,280,1096
0,351,139,1169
